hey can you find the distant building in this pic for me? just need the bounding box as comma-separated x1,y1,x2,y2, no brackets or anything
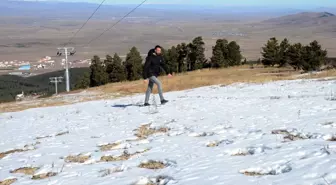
18,64,31,70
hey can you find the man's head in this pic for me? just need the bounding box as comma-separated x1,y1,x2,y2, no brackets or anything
154,45,162,55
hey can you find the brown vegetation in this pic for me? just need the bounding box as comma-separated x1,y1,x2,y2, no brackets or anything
99,142,121,151
32,172,57,180
0,149,27,159
138,160,166,169
100,149,150,162
10,167,39,175
65,154,91,163
134,124,170,139
0,179,17,185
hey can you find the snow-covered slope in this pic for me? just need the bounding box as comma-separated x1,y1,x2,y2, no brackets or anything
0,79,336,185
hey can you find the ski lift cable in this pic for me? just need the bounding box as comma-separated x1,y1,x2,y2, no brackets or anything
86,0,148,46
64,0,107,47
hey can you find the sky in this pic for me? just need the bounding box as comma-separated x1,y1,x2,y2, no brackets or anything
23,0,336,7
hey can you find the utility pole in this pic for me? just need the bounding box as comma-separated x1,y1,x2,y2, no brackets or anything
57,47,75,92
49,76,63,95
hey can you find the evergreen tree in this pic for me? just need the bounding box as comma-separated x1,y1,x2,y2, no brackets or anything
90,55,109,87
227,41,243,66
188,36,206,71
278,38,290,67
217,39,230,67
176,43,189,73
105,54,113,78
287,43,303,70
106,53,126,82
75,72,90,89
301,40,327,71
125,46,143,81
166,46,179,73
211,44,225,68
211,39,228,68
261,37,280,66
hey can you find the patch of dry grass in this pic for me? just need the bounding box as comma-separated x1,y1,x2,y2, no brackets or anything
0,178,17,185
134,124,170,139
272,129,309,142
99,142,121,151
35,135,52,140
99,66,298,95
36,131,69,140
299,69,336,79
65,154,91,163
100,149,150,162
32,172,57,180
55,131,69,136
0,148,28,159
241,171,266,176
271,129,290,135
10,167,39,175
138,160,166,169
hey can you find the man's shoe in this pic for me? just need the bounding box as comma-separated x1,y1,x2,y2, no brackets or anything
161,99,168,104
144,103,150,106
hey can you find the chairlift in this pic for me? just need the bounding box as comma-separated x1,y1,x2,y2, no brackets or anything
70,50,76,56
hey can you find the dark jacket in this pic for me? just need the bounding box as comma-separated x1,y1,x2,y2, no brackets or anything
143,49,169,79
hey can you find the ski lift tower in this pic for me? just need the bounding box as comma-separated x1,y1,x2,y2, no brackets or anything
57,47,75,92
49,76,63,95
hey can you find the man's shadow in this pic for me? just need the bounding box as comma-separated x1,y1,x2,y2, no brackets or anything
111,104,142,108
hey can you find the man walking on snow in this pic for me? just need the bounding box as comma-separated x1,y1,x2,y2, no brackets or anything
143,45,172,106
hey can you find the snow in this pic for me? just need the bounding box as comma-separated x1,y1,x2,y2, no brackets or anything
0,78,336,185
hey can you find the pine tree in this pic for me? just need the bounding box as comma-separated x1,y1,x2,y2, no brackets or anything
210,39,228,68
278,38,290,67
176,43,189,73
261,37,280,67
75,72,90,89
105,54,113,79
125,46,143,81
301,40,327,71
106,53,126,82
90,55,109,87
166,46,179,73
287,43,303,70
211,44,225,68
188,36,206,71
227,41,243,66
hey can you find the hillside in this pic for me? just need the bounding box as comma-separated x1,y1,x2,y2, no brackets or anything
262,12,336,27
0,68,89,102
0,78,335,184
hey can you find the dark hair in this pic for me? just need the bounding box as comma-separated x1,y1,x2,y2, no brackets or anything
154,45,162,50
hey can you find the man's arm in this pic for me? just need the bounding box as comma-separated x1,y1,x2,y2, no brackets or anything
160,56,170,75
143,56,151,79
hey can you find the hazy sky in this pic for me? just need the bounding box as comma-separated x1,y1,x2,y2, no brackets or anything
20,0,336,7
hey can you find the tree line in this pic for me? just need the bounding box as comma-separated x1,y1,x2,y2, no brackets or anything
75,36,244,89
261,37,328,71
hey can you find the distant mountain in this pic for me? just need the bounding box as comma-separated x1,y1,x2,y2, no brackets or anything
0,1,312,20
262,12,336,26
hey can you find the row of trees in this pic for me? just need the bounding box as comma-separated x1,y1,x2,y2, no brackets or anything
75,36,330,90
261,37,328,71
75,36,243,89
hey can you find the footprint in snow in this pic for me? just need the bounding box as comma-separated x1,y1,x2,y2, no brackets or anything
188,132,215,137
